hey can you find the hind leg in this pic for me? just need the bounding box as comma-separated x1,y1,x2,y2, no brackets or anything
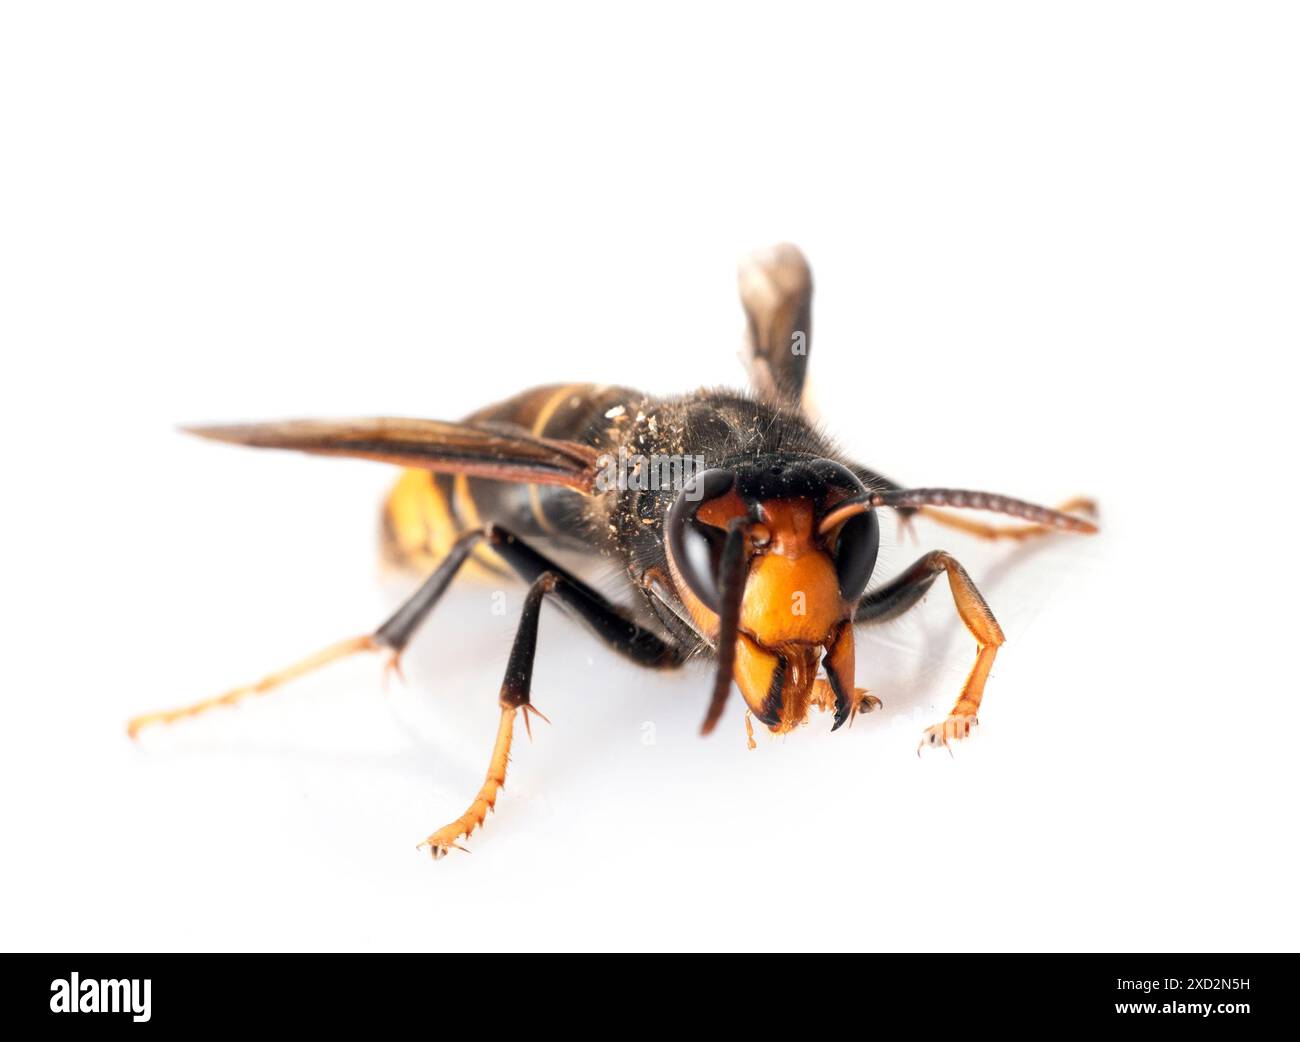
129,525,680,739
127,528,488,737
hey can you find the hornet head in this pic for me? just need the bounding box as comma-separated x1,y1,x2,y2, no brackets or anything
663,458,878,734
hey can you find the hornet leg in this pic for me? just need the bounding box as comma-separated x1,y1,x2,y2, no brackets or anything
127,528,488,737
420,565,680,857
128,525,680,738
856,551,1005,753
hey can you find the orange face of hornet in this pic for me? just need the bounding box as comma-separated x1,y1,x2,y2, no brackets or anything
663,461,880,734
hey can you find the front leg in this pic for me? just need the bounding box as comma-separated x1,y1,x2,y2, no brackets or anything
856,550,1005,753
809,680,882,720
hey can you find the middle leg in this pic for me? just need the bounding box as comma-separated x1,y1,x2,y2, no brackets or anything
414,540,687,857
417,571,573,857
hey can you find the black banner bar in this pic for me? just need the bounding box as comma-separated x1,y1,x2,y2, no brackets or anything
1,953,1290,1031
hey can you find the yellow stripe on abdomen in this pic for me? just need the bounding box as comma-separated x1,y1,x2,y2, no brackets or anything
381,468,504,579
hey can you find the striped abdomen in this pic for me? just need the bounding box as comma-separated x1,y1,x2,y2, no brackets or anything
380,383,634,574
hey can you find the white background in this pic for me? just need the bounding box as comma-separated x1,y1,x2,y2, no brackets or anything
2,3,1296,952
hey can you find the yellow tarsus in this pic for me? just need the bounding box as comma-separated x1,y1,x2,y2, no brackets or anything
126,635,378,739
420,705,525,859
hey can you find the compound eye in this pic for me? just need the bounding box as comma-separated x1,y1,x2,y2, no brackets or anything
676,520,727,612
666,468,737,614
833,508,879,602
